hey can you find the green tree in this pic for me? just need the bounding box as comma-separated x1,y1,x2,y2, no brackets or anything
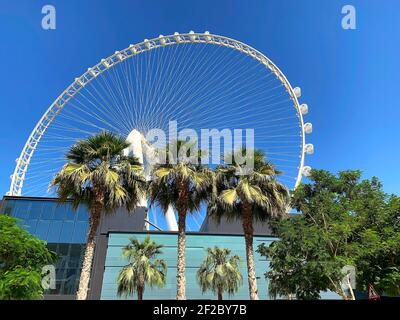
258,216,351,300
49,131,146,300
148,140,212,300
197,246,243,300
259,169,400,299
0,215,56,300
209,149,289,300
117,236,167,300
349,178,400,296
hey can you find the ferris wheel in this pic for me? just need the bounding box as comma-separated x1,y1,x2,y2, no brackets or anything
9,31,313,230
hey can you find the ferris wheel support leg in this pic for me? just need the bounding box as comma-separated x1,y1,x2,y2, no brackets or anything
125,129,178,232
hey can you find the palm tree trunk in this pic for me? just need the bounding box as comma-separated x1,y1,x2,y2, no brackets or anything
137,275,145,300
76,201,102,300
176,180,188,300
137,285,144,300
218,290,223,300
242,201,259,300
176,210,187,300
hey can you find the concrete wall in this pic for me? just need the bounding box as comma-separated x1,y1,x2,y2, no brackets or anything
101,232,277,300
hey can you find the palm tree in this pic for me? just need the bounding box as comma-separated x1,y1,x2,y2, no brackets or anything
208,149,289,300
148,140,212,300
197,246,243,300
49,131,146,300
117,236,167,300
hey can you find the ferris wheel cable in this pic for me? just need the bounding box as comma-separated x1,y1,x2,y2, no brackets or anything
49,122,103,137
169,57,277,113
99,67,137,129
51,117,106,133
176,63,277,117
266,157,301,163
121,55,138,129
155,51,271,124
99,69,134,129
255,140,301,144
163,72,280,125
147,52,211,130
150,45,246,124
191,214,201,229
182,101,293,129
144,49,223,128
55,108,114,134
196,113,298,131
152,43,222,111
266,151,301,155
110,61,139,128
194,82,285,115
189,106,296,130
177,86,289,125
108,54,142,124
26,158,66,165
74,87,133,131
83,67,135,123
67,95,131,135
147,44,206,125
143,45,167,121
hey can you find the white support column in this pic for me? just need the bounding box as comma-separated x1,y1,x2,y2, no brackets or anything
125,129,178,232
165,206,178,231
125,130,148,230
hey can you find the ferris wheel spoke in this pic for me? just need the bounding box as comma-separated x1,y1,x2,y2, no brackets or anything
158,48,264,123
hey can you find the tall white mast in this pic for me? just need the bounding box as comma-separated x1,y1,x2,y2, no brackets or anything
125,129,178,231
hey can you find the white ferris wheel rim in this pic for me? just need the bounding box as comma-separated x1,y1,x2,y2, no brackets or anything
9,31,308,196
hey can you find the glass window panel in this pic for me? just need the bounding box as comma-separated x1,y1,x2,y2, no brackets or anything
77,206,89,221
41,202,55,220
56,244,69,269
68,244,84,268
1,200,15,216
57,243,70,256
60,221,74,243
47,243,58,252
29,201,43,219
72,221,88,243
36,220,50,240
56,269,66,293
14,200,30,219
45,280,62,295
47,220,63,243
63,269,78,294
52,203,65,220
23,219,38,234
64,203,76,221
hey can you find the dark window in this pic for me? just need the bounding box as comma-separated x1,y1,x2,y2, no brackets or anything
64,269,79,294
68,244,84,268
57,244,70,269
2,200,15,216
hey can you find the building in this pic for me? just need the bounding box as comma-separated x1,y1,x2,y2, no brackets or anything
0,195,276,300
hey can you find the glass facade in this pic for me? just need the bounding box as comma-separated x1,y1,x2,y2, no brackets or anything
0,197,89,296
102,232,275,300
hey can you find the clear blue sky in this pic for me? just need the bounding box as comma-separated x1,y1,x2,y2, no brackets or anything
0,0,399,197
